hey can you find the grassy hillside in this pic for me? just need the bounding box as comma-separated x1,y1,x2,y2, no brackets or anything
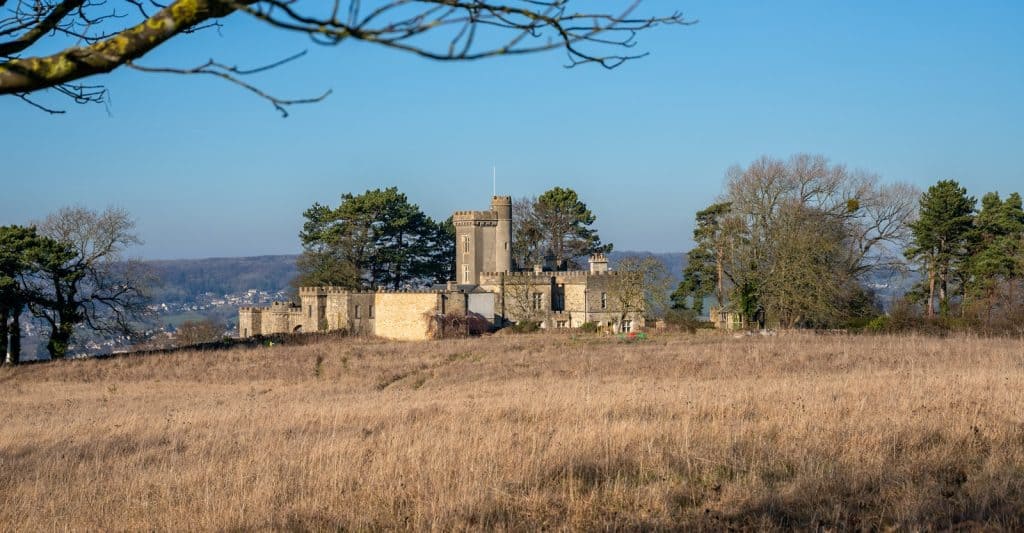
2,333,1022,530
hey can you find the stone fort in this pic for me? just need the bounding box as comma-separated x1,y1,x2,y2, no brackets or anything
239,196,644,341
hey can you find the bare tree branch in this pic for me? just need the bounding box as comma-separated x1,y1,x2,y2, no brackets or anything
127,51,331,117
0,0,691,113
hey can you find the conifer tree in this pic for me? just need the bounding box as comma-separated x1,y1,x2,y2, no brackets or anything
296,188,452,290
905,180,977,317
0,225,41,364
967,192,1024,324
674,202,732,314
532,187,612,270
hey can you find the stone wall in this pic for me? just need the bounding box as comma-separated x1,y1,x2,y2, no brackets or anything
373,292,443,341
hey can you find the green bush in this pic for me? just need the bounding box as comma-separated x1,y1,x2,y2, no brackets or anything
509,320,541,334
865,315,889,333
664,308,701,333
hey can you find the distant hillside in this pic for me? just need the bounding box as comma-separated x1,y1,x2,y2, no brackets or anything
145,252,685,302
148,255,299,302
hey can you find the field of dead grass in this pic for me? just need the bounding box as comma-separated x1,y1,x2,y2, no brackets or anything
1,331,1023,530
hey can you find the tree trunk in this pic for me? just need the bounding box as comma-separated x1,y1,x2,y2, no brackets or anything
9,309,21,365
938,268,949,317
715,248,725,308
47,320,74,360
927,268,936,319
0,307,8,365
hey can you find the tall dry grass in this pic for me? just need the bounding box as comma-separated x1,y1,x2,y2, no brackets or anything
1,332,1023,530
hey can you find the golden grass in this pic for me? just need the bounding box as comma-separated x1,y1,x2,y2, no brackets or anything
2,332,1023,530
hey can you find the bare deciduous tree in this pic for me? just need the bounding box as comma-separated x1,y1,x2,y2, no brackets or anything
700,153,918,327
500,273,546,325
0,1,689,114
608,255,670,325
29,206,153,358
175,318,225,346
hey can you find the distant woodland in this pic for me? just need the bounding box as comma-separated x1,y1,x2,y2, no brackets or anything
147,255,301,302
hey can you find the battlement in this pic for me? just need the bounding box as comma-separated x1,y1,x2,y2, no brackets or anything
299,286,375,295
490,195,512,205
376,288,445,294
480,269,616,278
452,209,496,219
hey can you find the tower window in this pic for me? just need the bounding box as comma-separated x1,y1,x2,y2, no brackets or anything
355,305,361,319
463,264,470,283
532,292,543,310
369,304,374,319
600,292,608,309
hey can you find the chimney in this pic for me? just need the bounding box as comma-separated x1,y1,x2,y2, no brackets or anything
589,253,609,274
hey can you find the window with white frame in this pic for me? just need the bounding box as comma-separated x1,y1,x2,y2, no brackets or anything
621,320,632,332
600,292,608,309
532,292,543,310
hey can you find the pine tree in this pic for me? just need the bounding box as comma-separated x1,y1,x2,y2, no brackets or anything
967,192,1024,324
533,187,612,270
674,202,732,314
296,188,453,290
905,180,976,317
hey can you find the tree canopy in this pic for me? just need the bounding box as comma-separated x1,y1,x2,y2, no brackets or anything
0,1,687,114
29,207,153,358
512,187,611,271
0,225,60,363
1,207,150,362
676,154,917,328
296,187,453,290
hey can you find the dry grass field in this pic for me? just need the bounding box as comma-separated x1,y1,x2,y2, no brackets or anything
2,332,1023,530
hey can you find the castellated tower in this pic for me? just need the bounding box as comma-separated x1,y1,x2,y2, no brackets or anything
492,195,512,273
453,196,513,285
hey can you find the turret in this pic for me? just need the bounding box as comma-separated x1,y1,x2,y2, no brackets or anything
492,196,512,274
589,253,609,274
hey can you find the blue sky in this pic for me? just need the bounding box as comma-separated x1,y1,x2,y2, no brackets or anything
3,1,1023,259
